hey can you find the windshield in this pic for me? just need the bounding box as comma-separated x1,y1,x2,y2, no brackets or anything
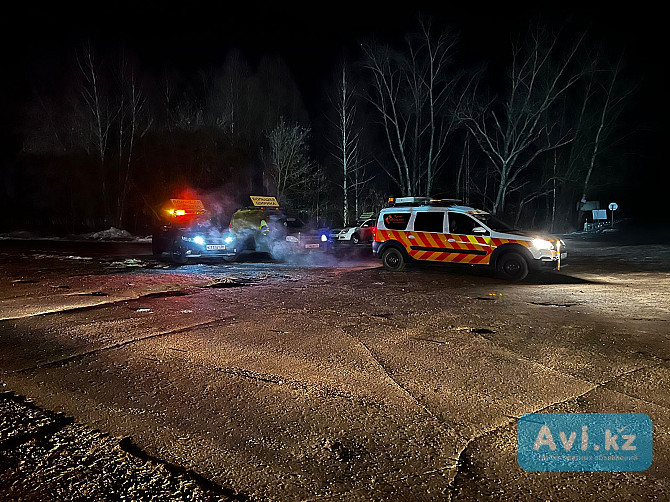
283,218,305,229
472,213,515,232
175,213,231,232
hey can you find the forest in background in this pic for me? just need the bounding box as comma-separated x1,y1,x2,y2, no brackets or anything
1,17,640,235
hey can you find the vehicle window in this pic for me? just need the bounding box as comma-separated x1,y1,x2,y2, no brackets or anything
283,218,304,229
383,213,411,230
448,213,480,235
361,219,373,228
413,212,445,233
470,213,514,232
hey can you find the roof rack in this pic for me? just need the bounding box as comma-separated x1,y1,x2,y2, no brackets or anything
426,198,462,206
388,197,462,207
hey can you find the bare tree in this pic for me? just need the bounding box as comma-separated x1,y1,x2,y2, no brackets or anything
329,64,365,224
362,20,460,196
513,141,560,228
265,117,314,205
458,25,585,214
76,43,116,222
456,131,472,204
415,20,459,196
116,52,152,227
77,43,114,221
579,55,634,206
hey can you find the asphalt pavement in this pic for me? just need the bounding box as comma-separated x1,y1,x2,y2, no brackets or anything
0,235,668,501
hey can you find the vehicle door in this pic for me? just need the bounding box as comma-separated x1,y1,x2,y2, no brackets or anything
445,212,494,264
377,211,412,253
407,210,447,261
359,219,375,241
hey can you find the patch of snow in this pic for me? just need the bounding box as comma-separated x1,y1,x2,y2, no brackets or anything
0,227,151,242
81,227,134,240
0,232,64,241
0,231,42,240
79,227,151,242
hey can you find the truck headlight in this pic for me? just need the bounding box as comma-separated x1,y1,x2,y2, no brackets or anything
531,238,555,250
286,235,299,243
224,236,234,244
182,235,205,245
321,234,328,242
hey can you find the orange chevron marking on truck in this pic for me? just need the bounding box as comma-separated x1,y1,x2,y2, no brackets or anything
377,229,532,265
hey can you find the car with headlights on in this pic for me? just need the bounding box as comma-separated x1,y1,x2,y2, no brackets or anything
152,199,237,264
373,197,566,281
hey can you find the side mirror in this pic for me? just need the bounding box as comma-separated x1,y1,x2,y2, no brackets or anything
472,226,488,235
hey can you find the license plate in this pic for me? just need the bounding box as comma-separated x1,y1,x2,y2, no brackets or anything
305,243,320,249
206,245,226,250
560,252,567,259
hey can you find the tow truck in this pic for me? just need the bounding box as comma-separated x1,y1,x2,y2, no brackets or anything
152,199,237,264
227,196,330,260
373,197,566,281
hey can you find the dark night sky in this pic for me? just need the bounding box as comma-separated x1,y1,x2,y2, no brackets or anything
2,2,667,214
4,2,665,109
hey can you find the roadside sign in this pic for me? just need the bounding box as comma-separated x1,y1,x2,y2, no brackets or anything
608,202,618,228
592,209,607,220
250,196,279,208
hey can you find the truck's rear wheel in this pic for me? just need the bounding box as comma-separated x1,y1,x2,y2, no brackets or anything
382,247,406,272
497,252,529,281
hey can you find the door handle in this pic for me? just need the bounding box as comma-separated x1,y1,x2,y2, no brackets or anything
448,239,456,242
408,235,415,239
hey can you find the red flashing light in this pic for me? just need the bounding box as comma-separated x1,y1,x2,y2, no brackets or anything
165,199,206,219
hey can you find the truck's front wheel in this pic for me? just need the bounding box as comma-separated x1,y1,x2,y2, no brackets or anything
497,252,529,281
152,237,162,257
170,241,188,265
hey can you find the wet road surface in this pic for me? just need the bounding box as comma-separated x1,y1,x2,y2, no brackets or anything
1,236,669,500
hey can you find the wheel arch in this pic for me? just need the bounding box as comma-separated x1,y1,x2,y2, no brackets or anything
377,239,410,258
490,243,533,268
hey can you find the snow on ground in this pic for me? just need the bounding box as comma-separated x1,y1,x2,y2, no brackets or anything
0,227,151,243
80,227,135,240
